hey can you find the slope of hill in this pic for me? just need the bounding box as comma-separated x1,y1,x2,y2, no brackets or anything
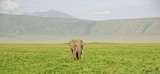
91,18,160,36
23,10,75,19
0,13,160,43
0,14,94,37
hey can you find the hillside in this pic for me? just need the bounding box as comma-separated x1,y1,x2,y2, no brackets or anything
91,18,160,36
0,13,160,43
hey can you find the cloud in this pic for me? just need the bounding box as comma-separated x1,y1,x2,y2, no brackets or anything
0,0,18,11
93,11,111,15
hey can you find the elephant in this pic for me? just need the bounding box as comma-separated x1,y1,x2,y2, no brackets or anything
69,39,84,61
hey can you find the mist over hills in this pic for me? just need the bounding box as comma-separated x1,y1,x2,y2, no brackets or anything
0,13,160,43
23,10,75,19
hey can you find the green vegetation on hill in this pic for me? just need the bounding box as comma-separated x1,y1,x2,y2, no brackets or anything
0,43,159,74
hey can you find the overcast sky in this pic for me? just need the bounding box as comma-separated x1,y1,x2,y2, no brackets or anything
0,0,160,20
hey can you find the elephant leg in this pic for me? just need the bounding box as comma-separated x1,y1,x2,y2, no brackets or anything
71,49,73,54
76,52,78,60
77,52,81,60
73,51,77,61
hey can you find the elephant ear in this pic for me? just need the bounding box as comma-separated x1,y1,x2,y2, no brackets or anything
81,40,83,43
81,40,83,45
81,40,84,51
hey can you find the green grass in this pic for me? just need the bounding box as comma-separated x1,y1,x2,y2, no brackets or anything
0,43,160,74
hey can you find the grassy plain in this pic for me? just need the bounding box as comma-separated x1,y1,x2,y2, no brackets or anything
0,43,160,74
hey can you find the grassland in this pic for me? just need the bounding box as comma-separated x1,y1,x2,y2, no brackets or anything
0,43,160,74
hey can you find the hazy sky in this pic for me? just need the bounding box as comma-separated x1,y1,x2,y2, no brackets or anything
0,0,160,20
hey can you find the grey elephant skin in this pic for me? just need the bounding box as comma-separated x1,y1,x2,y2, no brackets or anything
69,40,84,61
